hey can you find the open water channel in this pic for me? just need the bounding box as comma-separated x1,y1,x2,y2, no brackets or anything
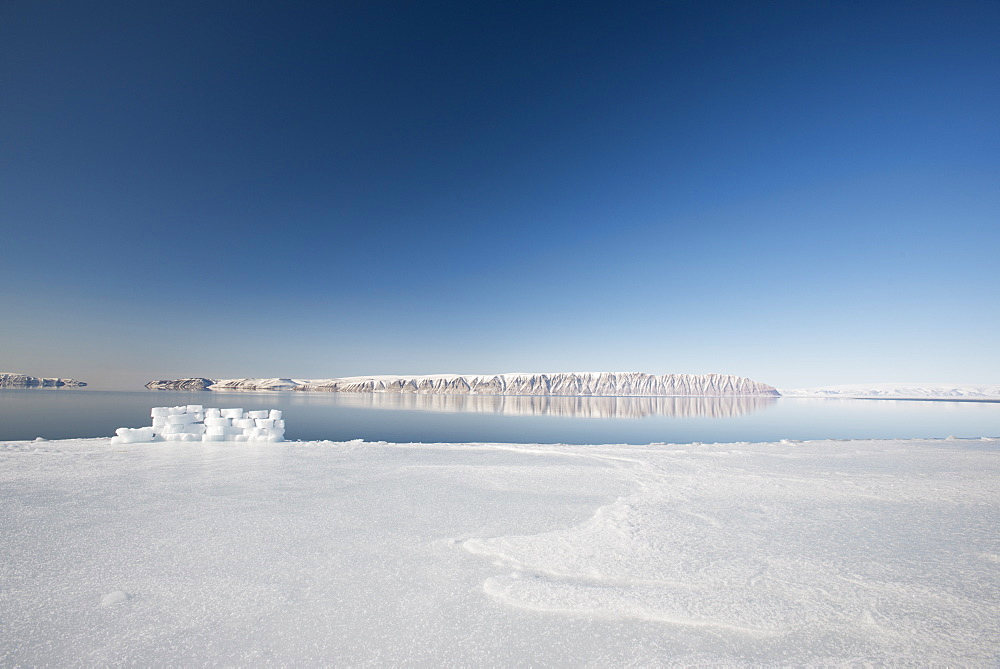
1,389,997,443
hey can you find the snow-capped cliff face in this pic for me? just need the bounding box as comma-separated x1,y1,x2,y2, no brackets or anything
212,378,302,391
145,378,214,390
145,378,298,391
146,372,779,397
305,372,779,396
0,373,86,388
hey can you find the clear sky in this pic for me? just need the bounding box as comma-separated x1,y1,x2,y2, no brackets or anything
2,0,998,390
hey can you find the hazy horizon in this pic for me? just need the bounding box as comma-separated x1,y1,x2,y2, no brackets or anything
5,370,1000,394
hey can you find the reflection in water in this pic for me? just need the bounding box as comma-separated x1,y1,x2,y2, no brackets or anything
330,393,778,419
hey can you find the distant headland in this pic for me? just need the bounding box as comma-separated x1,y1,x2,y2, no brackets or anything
146,372,780,396
0,373,87,388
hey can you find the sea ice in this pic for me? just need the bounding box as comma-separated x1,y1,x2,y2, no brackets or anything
0,437,996,665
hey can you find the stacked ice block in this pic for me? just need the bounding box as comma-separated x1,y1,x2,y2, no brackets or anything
111,405,285,444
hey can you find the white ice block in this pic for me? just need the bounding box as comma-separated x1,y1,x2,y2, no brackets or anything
247,410,269,419
233,418,253,429
206,426,225,436
151,407,170,418
186,404,203,413
268,409,282,420
255,418,274,429
205,408,222,418
220,408,243,419
167,414,196,425
112,427,156,443
181,424,206,434
204,417,231,427
169,406,187,415
273,419,285,428
202,433,224,442
152,417,167,427
234,434,249,442
161,424,184,434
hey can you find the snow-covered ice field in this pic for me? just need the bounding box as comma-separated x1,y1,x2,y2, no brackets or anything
1,437,997,665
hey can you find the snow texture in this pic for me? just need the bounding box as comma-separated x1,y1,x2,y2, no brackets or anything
1,436,997,665
780,383,1000,400
148,372,780,396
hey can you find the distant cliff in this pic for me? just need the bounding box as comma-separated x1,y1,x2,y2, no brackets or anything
145,378,215,390
0,373,87,388
146,372,780,397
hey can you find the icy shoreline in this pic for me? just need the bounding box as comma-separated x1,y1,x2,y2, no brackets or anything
2,436,998,665
779,382,1000,400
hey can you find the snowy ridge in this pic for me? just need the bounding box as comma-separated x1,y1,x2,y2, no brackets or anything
0,373,86,388
148,372,780,396
779,383,1000,400
209,378,303,391
303,372,779,396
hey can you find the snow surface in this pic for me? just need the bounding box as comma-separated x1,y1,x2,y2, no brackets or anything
1,437,997,665
779,383,1000,400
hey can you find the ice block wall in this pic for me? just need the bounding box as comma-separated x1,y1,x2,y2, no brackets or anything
111,405,285,443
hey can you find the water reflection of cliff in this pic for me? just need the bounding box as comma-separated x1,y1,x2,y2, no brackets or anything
332,393,777,419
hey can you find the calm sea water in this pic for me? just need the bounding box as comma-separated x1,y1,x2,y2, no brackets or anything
1,389,998,444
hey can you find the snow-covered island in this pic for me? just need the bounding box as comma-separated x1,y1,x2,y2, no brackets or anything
0,373,86,388
147,372,780,396
145,374,1000,401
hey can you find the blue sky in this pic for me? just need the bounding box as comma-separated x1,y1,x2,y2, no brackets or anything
2,0,998,389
